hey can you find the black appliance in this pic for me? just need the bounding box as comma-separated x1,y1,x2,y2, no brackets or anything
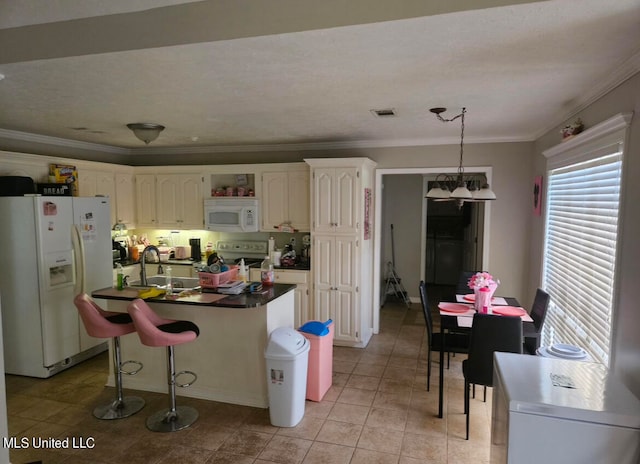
189,238,201,261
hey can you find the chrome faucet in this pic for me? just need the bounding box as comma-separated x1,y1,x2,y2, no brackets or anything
140,245,164,286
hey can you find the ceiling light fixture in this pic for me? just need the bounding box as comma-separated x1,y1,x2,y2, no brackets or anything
126,123,165,144
425,107,496,209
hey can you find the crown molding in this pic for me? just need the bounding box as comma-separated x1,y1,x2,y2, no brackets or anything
0,128,531,158
533,50,640,140
0,128,128,154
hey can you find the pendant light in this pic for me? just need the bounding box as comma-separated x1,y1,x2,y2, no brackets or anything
426,107,496,208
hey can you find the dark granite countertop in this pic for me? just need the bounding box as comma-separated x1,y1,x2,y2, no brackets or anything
92,283,296,308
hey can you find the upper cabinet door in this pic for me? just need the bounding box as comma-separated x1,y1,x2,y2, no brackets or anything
287,171,310,231
180,174,203,228
334,168,358,234
155,175,181,228
312,168,335,233
114,174,135,227
261,170,310,232
312,167,358,234
262,172,288,230
135,174,157,227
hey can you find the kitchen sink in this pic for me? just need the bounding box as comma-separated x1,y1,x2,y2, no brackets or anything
128,275,201,292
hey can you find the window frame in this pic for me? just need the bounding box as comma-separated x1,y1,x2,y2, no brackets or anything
541,112,632,366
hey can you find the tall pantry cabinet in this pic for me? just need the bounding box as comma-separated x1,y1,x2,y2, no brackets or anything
305,158,376,347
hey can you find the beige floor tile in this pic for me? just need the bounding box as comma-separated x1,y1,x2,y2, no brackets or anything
345,374,381,390
275,415,324,440
304,400,334,419
365,408,407,431
352,362,386,378
356,353,390,366
372,389,411,411
326,401,369,425
332,360,356,374
257,435,313,464
357,425,404,455
387,356,419,370
401,431,447,463
301,441,354,464
217,430,273,457
315,419,363,447
351,448,399,464
336,387,375,407
207,451,256,464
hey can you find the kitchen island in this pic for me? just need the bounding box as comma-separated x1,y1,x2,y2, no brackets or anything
91,284,295,408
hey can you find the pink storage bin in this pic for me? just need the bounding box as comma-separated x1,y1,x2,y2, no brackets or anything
298,321,334,402
198,266,238,288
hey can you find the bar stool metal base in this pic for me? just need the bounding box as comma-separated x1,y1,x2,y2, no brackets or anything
146,406,198,432
93,396,146,420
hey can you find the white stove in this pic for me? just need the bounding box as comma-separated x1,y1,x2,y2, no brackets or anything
215,240,268,266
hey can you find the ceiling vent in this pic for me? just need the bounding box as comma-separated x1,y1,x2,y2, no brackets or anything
370,108,397,118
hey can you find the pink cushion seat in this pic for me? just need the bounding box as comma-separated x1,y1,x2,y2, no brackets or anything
127,299,199,347
74,293,136,338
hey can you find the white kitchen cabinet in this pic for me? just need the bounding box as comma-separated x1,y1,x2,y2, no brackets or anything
313,235,358,342
306,157,376,347
135,174,157,227
250,268,311,328
311,167,358,234
114,173,135,227
79,169,136,228
79,169,117,224
155,174,204,229
261,170,310,232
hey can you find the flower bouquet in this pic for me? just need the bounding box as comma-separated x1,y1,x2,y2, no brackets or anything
468,272,499,312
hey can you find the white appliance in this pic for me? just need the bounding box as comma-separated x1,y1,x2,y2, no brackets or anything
0,195,112,378
204,198,259,232
491,352,640,464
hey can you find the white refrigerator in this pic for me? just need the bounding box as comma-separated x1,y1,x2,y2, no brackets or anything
491,352,640,464
0,195,112,378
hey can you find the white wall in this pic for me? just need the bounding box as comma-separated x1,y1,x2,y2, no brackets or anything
531,73,640,397
381,174,424,300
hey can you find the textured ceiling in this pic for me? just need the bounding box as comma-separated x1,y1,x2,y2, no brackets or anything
0,0,638,154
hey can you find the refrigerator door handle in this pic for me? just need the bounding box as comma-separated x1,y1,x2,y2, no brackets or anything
71,224,86,295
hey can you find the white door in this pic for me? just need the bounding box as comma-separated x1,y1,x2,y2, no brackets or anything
72,197,112,351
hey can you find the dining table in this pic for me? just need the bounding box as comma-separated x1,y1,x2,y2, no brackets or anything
436,294,533,418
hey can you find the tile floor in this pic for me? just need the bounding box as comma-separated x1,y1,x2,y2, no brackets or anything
5,291,493,464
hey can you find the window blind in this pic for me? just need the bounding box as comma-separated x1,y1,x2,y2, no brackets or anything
541,152,622,365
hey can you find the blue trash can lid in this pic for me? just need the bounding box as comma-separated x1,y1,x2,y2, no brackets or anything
298,319,333,336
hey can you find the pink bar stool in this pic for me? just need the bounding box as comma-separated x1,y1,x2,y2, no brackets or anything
127,298,200,432
73,294,145,420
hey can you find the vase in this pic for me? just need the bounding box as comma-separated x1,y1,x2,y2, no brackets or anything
475,287,491,313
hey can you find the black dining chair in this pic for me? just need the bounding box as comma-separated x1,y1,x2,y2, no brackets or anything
419,281,470,391
522,288,550,355
462,313,523,440
456,270,479,295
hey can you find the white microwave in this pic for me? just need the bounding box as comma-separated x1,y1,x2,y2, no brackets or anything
204,198,260,232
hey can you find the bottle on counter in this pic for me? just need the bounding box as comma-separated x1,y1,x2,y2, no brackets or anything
165,266,172,293
238,258,248,283
268,236,276,253
261,255,274,286
116,263,124,290
205,241,214,260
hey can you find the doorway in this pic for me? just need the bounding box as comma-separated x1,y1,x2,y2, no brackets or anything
424,178,484,287
373,167,493,334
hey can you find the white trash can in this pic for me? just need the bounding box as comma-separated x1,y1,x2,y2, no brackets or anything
265,327,310,427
